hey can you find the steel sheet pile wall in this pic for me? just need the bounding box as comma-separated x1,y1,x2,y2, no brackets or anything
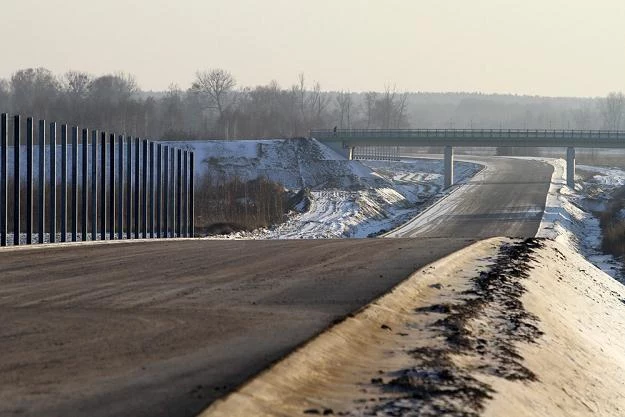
0,113,194,246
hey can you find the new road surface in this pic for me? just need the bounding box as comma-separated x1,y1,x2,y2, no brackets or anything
387,156,554,238
0,156,554,417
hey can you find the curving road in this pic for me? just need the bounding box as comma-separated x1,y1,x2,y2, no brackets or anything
0,156,554,417
387,156,554,238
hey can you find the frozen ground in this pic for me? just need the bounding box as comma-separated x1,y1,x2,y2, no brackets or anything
537,158,625,282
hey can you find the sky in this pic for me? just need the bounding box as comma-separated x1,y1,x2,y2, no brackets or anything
1,0,625,97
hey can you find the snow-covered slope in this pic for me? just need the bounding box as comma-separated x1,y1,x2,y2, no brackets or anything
162,138,381,190
172,139,482,239
537,158,625,282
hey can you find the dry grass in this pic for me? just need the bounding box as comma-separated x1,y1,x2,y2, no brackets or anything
194,175,290,235
596,187,625,264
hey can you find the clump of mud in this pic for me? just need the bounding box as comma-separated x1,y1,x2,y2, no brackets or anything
343,238,545,417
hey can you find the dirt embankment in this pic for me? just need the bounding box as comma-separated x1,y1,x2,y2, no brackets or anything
202,238,625,417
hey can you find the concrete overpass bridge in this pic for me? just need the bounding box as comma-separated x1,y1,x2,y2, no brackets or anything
312,128,625,188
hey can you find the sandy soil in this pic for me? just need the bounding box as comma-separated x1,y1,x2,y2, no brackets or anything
0,238,473,417
201,238,625,417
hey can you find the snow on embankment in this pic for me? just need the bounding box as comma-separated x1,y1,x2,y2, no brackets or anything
162,138,374,190
537,158,625,281
167,138,481,238
200,238,625,416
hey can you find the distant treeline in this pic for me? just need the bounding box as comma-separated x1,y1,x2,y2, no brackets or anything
0,67,623,141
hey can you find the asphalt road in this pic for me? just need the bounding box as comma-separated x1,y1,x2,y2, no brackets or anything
0,156,554,417
387,156,554,238
0,238,474,417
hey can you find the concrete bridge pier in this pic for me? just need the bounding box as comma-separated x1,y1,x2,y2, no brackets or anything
566,147,575,188
444,145,454,189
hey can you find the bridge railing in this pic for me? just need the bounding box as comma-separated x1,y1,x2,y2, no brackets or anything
0,113,194,247
311,128,625,141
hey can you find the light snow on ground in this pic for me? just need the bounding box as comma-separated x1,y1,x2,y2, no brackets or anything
174,138,482,239
162,138,382,190
537,158,625,282
228,157,481,239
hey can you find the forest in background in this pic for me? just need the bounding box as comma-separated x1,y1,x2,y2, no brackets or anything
0,67,624,141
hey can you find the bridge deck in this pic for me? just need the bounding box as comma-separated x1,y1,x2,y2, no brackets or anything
312,128,625,148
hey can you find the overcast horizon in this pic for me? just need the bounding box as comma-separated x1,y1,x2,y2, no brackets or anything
2,0,625,98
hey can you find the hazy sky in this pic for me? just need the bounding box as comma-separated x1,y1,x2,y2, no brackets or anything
2,0,624,97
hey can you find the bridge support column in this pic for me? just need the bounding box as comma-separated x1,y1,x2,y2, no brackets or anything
566,146,575,188
444,145,454,189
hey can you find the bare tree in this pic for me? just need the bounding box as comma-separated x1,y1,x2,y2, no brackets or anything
394,92,409,128
11,67,60,118
62,71,92,122
0,79,9,110
192,69,236,119
160,83,185,134
571,104,594,130
191,69,237,138
308,81,328,128
600,92,625,130
378,84,397,129
64,71,92,98
88,72,139,132
336,90,353,128
364,91,377,128
297,72,306,125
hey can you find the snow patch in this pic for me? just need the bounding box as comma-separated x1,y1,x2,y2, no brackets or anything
537,158,625,282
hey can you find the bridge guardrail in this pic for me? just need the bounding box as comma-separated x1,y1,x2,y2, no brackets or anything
311,128,625,141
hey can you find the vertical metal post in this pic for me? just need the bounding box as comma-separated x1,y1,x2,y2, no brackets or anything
60,125,67,242
49,122,56,243
91,130,97,241
134,138,140,239
13,115,21,246
13,115,20,246
26,118,33,244
149,141,154,238
163,146,169,237
176,148,182,237
156,144,162,238
79,128,87,241
117,135,123,240
171,148,176,237
38,120,45,244
100,132,107,241
190,151,194,238
182,150,188,237
0,114,6,247
74,128,81,241
109,133,115,240
125,137,131,239
142,139,147,238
